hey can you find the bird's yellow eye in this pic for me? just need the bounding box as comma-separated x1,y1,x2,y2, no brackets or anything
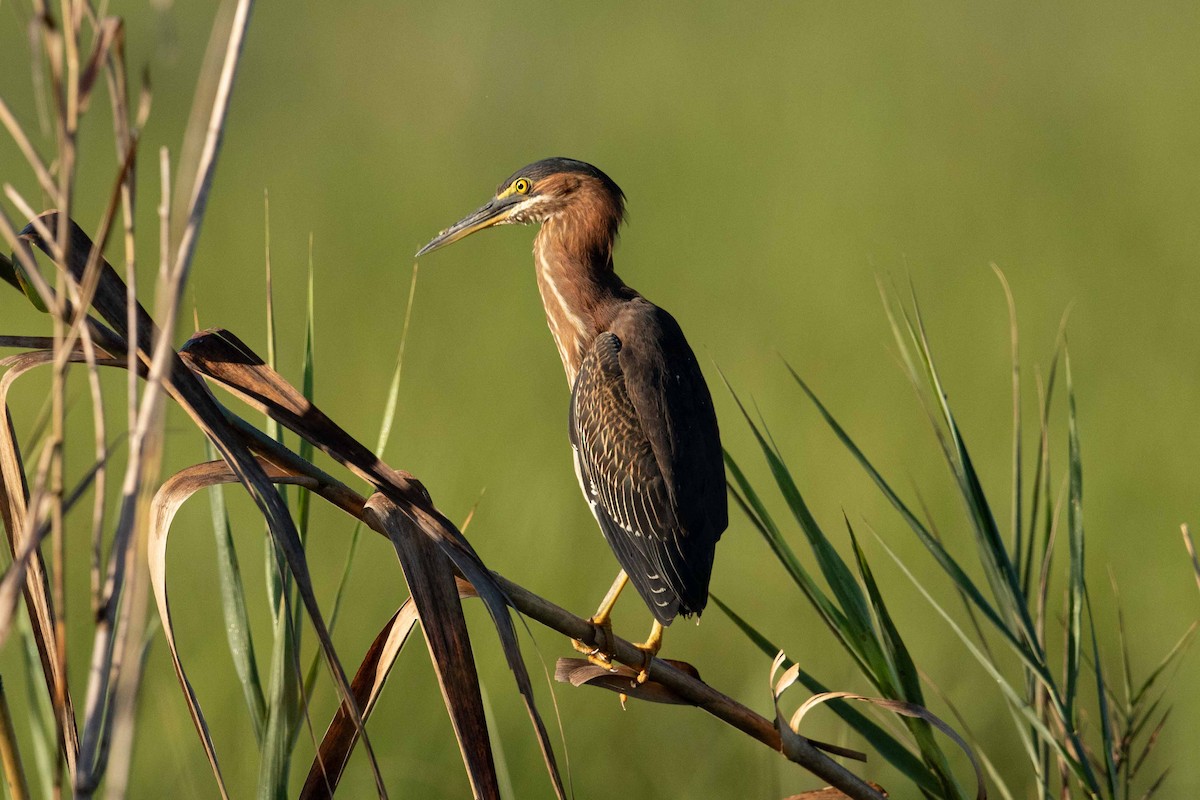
513,178,531,195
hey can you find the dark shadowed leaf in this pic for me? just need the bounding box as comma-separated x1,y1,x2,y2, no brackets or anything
301,600,421,799
364,496,500,799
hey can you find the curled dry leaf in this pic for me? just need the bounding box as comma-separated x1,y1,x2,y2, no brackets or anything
772,652,984,800
555,657,701,705
769,654,868,764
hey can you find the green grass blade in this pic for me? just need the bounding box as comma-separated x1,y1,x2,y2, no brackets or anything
725,384,878,666
1023,345,1063,597
847,520,920,701
871,528,1100,791
784,362,1029,659
18,617,54,797
847,522,964,799
994,266,1023,577
258,197,302,796
1086,591,1118,797
327,262,419,636
903,293,1031,628
1130,622,1196,709
204,440,266,741
723,452,858,656
709,594,940,794
292,237,317,644
258,602,299,800
1064,348,1084,723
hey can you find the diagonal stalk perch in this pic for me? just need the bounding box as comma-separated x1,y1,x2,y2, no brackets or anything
6,213,885,800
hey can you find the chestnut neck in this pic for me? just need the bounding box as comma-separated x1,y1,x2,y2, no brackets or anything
532,209,635,386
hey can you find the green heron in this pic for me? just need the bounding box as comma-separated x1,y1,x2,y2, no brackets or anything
416,158,727,679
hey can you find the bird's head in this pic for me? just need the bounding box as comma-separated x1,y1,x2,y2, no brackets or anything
416,157,625,257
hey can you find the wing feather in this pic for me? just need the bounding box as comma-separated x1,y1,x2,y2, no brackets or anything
569,301,727,622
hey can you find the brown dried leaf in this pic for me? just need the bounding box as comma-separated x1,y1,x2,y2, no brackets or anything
180,328,567,798
0,347,82,770
20,214,385,797
301,601,421,799
554,657,700,705
363,495,500,799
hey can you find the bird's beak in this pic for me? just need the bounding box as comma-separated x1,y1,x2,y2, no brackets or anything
415,194,523,257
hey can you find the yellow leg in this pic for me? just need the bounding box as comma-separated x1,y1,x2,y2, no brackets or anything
590,571,629,626
633,620,664,684
571,571,629,667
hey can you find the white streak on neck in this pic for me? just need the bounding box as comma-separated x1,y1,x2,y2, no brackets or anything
534,237,590,385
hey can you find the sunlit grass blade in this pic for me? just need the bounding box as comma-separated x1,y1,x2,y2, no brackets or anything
846,522,963,799
1086,592,1117,796
723,451,860,664
259,609,298,800
869,527,1092,784
1182,524,1200,595
296,233,317,546
291,236,318,693
1129,623,1195,709
901,293,1034,637
204,440,266,741
1023,344,1063,598
723,382,881,676
259,194,302,799
1064,348,1084,724
783,362,1034,667
709,594,939,793
327,262,418,636
994,266,1023,573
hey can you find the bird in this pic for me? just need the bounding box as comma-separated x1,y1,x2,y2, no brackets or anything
416,157,727,681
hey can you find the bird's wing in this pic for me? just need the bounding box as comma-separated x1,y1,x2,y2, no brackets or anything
611,302,727,547
570,303,726,621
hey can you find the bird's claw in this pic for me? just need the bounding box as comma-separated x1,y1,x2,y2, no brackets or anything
571,617,617,671
633,645,655,685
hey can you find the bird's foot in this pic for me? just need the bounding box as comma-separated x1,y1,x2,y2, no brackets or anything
632,641,659,685
571,616,617,670
632,621,664,685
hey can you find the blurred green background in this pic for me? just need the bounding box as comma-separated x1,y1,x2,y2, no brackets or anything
2,0,1199,797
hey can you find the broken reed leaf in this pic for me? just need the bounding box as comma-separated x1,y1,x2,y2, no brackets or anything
18,214,386,798
301,600,422,800
13,214,884,800
769,654,867,767
0,347,85,769
363,495,501,800
559,655,862,764
710,595,937,791
178,327,568,799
